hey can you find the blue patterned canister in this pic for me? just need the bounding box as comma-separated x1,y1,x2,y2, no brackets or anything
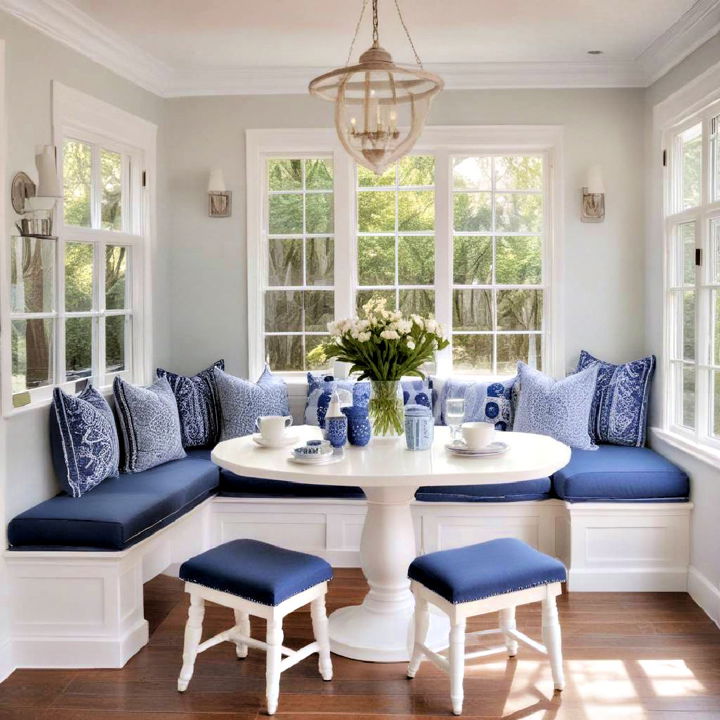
342,405,372,447
405,404,434,451
327,416,348,448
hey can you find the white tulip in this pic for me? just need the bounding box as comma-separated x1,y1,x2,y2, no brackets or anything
380,329,399,340
425,318,438,333
357,332,371,342
407,339,416,350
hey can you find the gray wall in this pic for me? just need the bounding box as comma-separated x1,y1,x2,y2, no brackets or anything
164,89,646,379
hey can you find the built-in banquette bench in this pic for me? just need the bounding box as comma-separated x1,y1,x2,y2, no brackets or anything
5,441,691,670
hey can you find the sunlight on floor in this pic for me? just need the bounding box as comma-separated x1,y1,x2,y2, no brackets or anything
637,658,707,697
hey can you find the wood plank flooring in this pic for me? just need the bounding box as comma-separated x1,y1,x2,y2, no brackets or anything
2,569,720,719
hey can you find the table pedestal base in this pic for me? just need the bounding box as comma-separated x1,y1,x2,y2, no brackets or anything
329,603,449,662
327,483,449,662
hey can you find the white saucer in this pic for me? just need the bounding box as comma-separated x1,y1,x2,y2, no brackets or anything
445,441,509,457
252,433,300,448
288,452,344,466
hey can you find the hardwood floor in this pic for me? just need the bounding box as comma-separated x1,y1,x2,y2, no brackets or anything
2,569,720,719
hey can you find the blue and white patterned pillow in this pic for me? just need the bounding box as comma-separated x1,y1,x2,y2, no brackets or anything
576,350,656,447
214,366,290,440
50,385,120,497
156,360,224,448
113,376,186,473
304,373,433,427
513,362,599,450
437,376,517,430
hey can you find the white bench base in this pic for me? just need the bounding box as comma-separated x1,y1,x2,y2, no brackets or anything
3,495,693,672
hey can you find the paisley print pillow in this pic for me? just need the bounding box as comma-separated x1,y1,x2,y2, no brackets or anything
50,385,120,497
514,362,598,450
156,360,224,448
113,376,186,473
576,350,656,447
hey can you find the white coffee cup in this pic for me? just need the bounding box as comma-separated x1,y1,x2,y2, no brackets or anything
461,421,495,450
255,415,293,443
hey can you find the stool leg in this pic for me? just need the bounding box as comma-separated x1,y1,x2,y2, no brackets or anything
311,595,333,681
542,595,565,692
265,618,283,715
449,619,466,716
178,593,205,692
407,596,430,679
233,609,250,659
499,606,518,657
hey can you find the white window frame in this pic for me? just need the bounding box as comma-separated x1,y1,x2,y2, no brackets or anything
246,126,564,382
0,82,157,415
661,96,720,454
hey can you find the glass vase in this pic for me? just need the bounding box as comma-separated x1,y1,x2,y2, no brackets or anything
369,380,405,439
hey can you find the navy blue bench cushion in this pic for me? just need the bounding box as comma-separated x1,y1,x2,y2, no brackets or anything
417,477,551,502
552,445,689,502
179,539,333,606
219,468,365,499
8,450,219,551
409,538,567,604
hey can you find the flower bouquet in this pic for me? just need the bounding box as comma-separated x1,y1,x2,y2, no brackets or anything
320,298,449,438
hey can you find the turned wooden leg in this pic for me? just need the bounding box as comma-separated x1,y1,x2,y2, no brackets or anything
178,593,205,692
233,609,250,659
407,596,430,678
311,595,333,681
542,595,565,691
499,606,519,657
449,619,466,716
265,618,283,715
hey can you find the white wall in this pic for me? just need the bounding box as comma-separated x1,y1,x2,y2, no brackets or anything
164,88,647,379
644,33,720,625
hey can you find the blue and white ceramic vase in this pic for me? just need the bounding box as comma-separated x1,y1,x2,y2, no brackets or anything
404,403,434,450
342,405,372,447
326,415,348,448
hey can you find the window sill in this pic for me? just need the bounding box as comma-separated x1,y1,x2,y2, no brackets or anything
649,427,720,470
4,384,116,419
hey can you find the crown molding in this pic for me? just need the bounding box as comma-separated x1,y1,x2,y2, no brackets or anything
0,0,172,96
638,0,720,85
1,0,718,97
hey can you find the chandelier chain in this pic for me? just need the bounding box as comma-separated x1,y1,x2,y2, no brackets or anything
372,0,379,46
394,0,423,68
345,0,369,66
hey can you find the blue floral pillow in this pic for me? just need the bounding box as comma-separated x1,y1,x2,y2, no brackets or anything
576,350,656,447
50,385,120,497
156,360,224,448
514,362,598,450
436,376,517,430
304,373,433,427
214,366,289,440
113,376,186,473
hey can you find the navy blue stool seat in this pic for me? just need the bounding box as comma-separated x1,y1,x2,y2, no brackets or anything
179,539,333,606
408,538,567,604
178,539,333,715
407,538,567,716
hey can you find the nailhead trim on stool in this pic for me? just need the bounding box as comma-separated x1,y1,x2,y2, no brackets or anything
177,539,333,715
407,538,567,716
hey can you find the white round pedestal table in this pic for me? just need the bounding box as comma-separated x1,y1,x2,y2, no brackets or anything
212,426,570,663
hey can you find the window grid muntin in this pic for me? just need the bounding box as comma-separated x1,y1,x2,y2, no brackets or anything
450,154,545,375
264,157,335,372
356,159,436,314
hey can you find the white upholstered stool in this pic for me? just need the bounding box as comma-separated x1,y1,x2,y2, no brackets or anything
177,539,333,715
407,538,566,715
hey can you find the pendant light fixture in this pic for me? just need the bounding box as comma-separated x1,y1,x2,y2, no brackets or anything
309,0,443,175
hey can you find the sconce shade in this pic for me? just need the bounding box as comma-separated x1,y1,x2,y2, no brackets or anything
586,165,605,195
35,145,61,198
208,168,226,193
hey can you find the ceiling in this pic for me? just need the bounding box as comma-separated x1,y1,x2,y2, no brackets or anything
3,0,720,96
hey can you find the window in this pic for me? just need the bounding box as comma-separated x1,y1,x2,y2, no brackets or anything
664,105,720,448
4,83,154,411
249,128,560,379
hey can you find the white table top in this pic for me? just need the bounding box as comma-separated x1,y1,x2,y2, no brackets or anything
211,425,571,488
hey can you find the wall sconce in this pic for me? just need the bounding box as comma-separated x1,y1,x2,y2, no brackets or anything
11,145,62,237
581,165,605,223
208,168,231,218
